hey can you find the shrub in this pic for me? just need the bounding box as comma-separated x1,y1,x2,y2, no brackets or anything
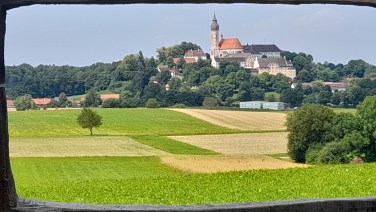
145,98,159,108
318,141,349,164
203,97,219,107
171,103,186,108
305,143,325,164
286,104,336,163
102,99,120,108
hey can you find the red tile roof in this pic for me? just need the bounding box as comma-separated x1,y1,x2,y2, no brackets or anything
6,100,14,107
100,94,120,100
33,98,52,105
219,38,243,50
158,65,169,72
184,58,196,64
184,50,206,57
173,58,197,64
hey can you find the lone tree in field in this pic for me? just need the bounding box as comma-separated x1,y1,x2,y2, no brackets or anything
77,108,102,136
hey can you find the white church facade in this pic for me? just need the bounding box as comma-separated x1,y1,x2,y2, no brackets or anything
210,15,296,79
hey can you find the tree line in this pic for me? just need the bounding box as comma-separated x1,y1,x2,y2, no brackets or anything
6,41,376,109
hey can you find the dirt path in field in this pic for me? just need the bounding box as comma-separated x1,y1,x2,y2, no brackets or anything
169,132,288,155
167,108,287,131
160,155,307,173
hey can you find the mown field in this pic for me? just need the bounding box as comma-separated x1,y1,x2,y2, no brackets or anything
9,107,371,204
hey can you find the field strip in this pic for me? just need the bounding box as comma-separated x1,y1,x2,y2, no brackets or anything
10,136,170,157
160,155,307,173
169,132,288,155
166,108,287,131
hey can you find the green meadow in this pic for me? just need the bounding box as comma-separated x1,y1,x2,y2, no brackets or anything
8,108,239,138
12,157,376,204
9,108,376,204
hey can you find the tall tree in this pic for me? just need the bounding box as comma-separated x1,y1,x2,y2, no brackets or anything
76,108,103,136
83,90,102,107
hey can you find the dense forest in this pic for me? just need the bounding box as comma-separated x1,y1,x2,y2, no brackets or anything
6,41,376,109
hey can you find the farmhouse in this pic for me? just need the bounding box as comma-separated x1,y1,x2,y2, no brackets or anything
158,65,179,78
6,100,14,108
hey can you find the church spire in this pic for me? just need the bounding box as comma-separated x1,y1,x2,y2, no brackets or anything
211,13,219,31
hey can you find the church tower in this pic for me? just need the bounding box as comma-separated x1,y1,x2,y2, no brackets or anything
210,14,220,67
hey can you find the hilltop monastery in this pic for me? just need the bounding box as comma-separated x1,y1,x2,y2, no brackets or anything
209,15,296,79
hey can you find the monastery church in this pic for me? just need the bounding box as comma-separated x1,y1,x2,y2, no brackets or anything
210,14,296,79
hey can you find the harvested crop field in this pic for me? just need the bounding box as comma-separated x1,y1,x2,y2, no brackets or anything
160,155,307,173
167,108,287,131
169,132,288,155
10,136,169,157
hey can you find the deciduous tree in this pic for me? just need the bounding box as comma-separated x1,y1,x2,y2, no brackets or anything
77,108,103,136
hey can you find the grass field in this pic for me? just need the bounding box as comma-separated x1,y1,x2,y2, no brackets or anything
10,136,169,157
8,108,239,138
9,107,371,205
11,157,376,204
132,135,217,155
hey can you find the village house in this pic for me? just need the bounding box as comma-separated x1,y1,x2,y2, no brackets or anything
157,65,179,78
173,50,207,65
6,100,14,108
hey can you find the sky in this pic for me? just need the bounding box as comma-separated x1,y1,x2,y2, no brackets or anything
4,3,376,67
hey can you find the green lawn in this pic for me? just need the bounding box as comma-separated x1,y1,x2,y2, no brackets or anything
8,108,239,138
132,135,217,155
333,108,356,114
12,157,376,204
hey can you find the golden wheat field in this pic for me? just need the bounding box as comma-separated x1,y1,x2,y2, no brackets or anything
160,155,307,173
166,108,287,131
169,132,288,155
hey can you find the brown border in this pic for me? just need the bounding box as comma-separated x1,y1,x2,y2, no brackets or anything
1,0,376,210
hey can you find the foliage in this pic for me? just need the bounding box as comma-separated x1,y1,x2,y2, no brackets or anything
76,108,103,136
304,143,324,164
145,98,159,108
12,157,376,204
13,94,36,111
171,103,186,108
132,135,217,155
317,141,350,164
356,96,376,161
83,89,102,107
286,104,336,163
102,99,121,108
202,97,219,107
156,41,201,65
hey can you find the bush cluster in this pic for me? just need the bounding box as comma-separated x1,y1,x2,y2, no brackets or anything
287,96,376,164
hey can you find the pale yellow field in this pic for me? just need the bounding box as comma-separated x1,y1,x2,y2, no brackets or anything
10,136,169,157
169,132,288,155
167,108,287,131
160,155,307,173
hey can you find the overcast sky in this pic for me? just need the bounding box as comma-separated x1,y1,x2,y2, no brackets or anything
4,3,376,67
